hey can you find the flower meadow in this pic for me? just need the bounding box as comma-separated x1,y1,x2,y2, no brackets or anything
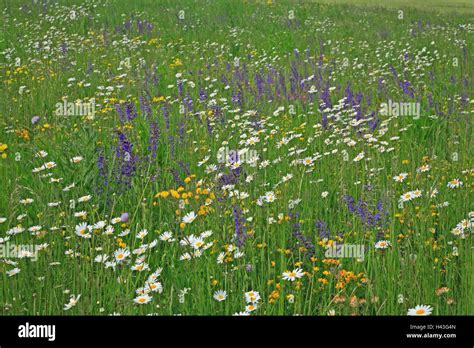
0,0,473,316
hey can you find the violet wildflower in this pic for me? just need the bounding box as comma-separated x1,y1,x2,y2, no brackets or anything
120,212,129,222
232,205,247,248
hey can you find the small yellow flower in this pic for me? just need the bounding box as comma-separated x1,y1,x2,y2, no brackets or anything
270,290,280,299
170,58,183,68
154,191,170,198
152,96,165,102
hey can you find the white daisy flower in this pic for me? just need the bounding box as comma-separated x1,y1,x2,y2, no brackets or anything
447,179,462,189
75,222,91,238
114,248,130,262
77,195,92,202
375,240,391,249
6,268,21,277
182,211,197,224
393,172,408,182
213,290,227,302
70,156,84,163
282,268,304,281
264,191,276,203
407,305,433,316
134,294,152,305
244,290,261,303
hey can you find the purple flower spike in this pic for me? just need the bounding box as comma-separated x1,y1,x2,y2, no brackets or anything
31,116,40,125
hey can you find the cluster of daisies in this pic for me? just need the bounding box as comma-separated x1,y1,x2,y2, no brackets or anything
399,189,423,203
179,231,214,261
450,212,473,238
133,268,164,305
212,289,262,315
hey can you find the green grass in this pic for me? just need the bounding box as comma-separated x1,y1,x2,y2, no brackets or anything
0,0,472,316
315,0,474,14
